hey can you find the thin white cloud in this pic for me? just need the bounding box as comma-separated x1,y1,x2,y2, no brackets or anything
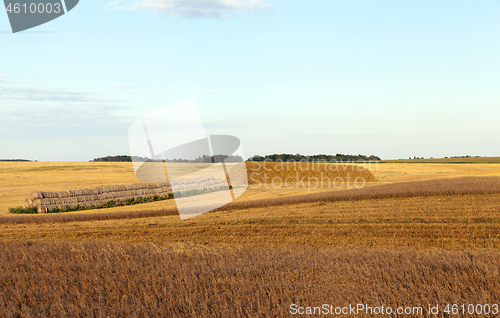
0,103,132,131
107,0,272,18
0,75,24,84
0,86,120,102
108,85,145,90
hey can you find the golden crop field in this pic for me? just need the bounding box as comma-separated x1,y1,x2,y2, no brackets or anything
2,160,500,215
380,156,500,164
2,241,499,317
2,190,500,248
1,160,500,316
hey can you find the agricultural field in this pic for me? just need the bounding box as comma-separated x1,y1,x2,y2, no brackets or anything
380,157,500,164
1,159,500,316
2,242,499,317
2,159,500,215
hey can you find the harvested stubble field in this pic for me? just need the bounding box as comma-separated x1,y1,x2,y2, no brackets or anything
1,241,499,317
2,161,368,215
380,156,500,164
2,160,500,215
2,177,500,248
1,160,500,317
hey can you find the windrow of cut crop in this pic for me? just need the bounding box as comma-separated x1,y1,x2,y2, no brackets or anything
3,176,500,224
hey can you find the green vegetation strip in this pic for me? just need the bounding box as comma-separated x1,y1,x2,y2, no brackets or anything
9,194,174,214
8,207,38,214
9,185,230,214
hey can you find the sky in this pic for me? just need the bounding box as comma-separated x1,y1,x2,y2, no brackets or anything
1,0,500,161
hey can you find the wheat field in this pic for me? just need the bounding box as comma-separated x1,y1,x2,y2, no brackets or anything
2,160,500,215
1,160,500,317
1,241,499,317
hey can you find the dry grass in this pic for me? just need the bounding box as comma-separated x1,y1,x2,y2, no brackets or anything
1,178,500,248
3,161,499,215
371,162,500,183
0,176,498,226
0,241,498,317
221,176,500,212
381,157,500,163
2,163,500,316
238,161,377,184
0,162,140,215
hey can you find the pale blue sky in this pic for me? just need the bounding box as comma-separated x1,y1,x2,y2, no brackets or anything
1,0,500,161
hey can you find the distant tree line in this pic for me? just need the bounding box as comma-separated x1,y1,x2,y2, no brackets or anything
91,155,133,162
247,153,381,162
405,155,482,160
448,155,481,158
91,155,244,163
0,159,33,162
186,155,244,163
